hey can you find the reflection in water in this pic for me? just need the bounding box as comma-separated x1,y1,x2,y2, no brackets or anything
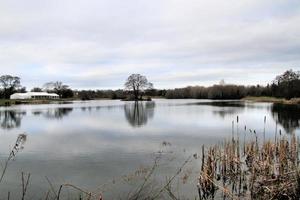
189,101,246,118
0,108,73,130
271,104,300,133
42,108,73,119
0,111,26,129
0,100,299,199
213,108,244,118
187,101,246,107
32,111,43,116
212,102,245,118
124,101,155,127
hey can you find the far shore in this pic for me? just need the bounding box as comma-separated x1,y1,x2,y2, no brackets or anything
0,97,155,106
0,99,74,106
1,96,300,107
243,96,300,104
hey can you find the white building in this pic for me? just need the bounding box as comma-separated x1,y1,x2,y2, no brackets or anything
10,92,59,100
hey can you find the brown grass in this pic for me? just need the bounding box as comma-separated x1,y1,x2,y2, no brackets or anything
243,96,300,105
199,123,300,199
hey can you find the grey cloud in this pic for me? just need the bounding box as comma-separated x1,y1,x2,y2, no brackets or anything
0,0,299,89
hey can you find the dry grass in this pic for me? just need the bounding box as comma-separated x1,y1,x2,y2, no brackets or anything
199,121,300,200
288,98,300,104
243,96,300,105
243,96,286,103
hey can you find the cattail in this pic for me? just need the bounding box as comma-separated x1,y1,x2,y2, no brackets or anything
199,118,300,199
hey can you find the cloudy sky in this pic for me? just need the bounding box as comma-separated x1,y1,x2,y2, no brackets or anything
0,0,299,89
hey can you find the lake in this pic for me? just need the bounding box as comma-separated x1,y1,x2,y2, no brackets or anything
0,99,299,199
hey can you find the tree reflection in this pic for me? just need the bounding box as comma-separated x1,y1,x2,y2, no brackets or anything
213,108,244,118
200,101,245,118
124,101,155,127
32,111,43,116
43,108,73,119
188,101,246,107
0,110,25,129
271,103,300,133
0,108,74,130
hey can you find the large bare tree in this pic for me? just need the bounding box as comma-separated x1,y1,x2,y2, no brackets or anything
124,74,153,100
0,75,21,99
43,81,73,98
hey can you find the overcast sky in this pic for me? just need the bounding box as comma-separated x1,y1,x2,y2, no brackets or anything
0,0,299,89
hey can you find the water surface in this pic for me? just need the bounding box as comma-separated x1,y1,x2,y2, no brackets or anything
0,99,299,199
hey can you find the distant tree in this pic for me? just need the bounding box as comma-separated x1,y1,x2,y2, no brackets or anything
272,69,300,99
60,88,74,98
77,90,96,100
43,81,67,92
31,87,43,92
0,75,21,99
43,81,74,98
124,74,153,100
219,79,226,86
17,87,27,93
274,69,300,85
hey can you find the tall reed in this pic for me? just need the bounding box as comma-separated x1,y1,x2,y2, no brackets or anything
199,118,300,199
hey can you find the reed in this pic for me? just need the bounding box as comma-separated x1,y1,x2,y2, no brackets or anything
199,119,300,199
0,133,27,184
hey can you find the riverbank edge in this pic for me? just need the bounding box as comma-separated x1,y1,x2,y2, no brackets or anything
0,99,75,106
0,97,154,106
2,96,300,106
242,96,300,104
0,98,106,106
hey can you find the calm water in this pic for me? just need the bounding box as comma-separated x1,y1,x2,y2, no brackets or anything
0,99,299,199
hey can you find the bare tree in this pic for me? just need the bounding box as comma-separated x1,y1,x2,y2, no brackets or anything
272,69,300,99
31,87,43,92
219,79,226,86
0,75,21,99
43,81,68,92
43,81,72,98
124,74,153,100
274,69,300,85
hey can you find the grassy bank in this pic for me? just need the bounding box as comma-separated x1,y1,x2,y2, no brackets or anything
243,96,300,104
0,97,128,106
0,99,74,106
0,99,16,106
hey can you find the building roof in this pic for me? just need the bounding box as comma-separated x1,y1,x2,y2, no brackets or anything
15,92,59,96
11,92,59,97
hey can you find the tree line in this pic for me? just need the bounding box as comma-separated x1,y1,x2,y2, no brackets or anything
164,70,300,99
164,84,270,99
0,69,299,100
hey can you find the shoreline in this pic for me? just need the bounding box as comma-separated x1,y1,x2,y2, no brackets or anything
242,96,300,104
0,99,76,107
1,96,300,107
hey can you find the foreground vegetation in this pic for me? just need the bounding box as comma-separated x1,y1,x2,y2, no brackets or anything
1,116,299,199
199,119,300,199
